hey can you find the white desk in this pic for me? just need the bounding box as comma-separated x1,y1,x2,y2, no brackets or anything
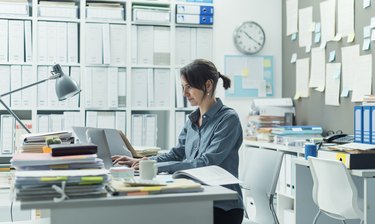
21,185,236,224
243,141,375,224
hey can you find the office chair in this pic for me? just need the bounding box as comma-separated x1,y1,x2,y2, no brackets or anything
308,157,364,224
240,147,284,224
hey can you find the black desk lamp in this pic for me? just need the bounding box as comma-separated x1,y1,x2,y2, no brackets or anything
0,64,81,133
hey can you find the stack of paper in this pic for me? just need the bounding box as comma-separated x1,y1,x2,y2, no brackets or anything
18,131,74,153
14,170,109,201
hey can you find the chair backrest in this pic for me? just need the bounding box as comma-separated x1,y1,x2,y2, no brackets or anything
241,148,284,224
308,157,363,220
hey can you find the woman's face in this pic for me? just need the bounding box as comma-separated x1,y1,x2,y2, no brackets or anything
181,76,205,107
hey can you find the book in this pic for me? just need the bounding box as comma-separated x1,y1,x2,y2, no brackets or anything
172,165,240,186
50,143,98,157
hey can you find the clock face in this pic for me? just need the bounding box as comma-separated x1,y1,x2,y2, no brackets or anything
233,21,266,54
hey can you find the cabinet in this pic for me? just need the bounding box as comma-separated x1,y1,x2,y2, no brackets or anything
241,141,304,224
0,0,214,159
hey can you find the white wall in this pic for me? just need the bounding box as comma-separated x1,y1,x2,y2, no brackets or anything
212,0,282,130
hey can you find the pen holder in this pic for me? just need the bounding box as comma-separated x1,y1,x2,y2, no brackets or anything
304,143,318,160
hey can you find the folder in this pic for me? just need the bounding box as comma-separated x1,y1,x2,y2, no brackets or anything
21,66,33,107
144,114,157,146
37,66,48,107
0,66,11,106
47,22,57,64
102,23,110,64
131,114,144,146
92,67,108,107
84,67,93,107
1,115,14,154
131,25,138,64
363,106,372,144
85,111,98,128
354,106,363,143
115,111,126,134
10,65,22,108
37,22,48,63
175,69,184,108
131,69,148,107
37,115,50,133
85,23,103,64
137,25,154,65
8,20,24,63
107,67,119,108
110,24,127,66
153,26,170,65
24,20,32,63
154,69,171,107
67,23,78,63
68,66,80,108
175,27,191,66
196,28,213,60
97,112,115,129
176,14,213,25
147,68,155,107
371,107,375,144
55,22,67,63
0,19,8,63
176,4,214,15
118,68,127,107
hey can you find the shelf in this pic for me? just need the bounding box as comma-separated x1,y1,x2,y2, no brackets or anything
131,65,171,69
277,192,295,200
85,19,127,24
131,107,171,111
85,64,127,67
0,15,31,20
37,17,80,23
131,21,171,26
0,62,33,66
175,23,213,28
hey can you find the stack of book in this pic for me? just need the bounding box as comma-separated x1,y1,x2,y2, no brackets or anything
176,4,214,25
246,98,295,142
271,126,323,146
17,131,74,153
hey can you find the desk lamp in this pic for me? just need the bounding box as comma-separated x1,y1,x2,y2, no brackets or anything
0,64,81,133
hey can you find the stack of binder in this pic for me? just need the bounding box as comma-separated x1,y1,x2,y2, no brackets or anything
271,126,323,146
176,3,214,25
132,5,170,24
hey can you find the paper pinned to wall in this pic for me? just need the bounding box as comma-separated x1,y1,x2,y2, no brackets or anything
320,0,336,45
325,63,341,106
298,6,313,48
341,45,359,93
337,0,354,38
296,58,310,98
351,54,372,102
286,0,298,36
309,47,326,91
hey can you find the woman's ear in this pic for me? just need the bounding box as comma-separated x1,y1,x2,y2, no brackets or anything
206,79,213,94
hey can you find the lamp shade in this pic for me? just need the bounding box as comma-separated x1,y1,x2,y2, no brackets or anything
55,71,81,101
52,64,81,101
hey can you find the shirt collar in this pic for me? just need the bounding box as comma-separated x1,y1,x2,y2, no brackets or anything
189,98,223,123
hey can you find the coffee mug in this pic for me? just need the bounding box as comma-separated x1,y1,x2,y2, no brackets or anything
304,143,317,160
139,160,157,180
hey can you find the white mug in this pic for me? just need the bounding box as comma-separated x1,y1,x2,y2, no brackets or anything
139,160,157,180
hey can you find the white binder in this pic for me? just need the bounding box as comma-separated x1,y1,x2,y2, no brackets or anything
0,19,8,63
8,20,24,63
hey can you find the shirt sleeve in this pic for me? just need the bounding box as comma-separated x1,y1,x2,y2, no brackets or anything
157,113,243,173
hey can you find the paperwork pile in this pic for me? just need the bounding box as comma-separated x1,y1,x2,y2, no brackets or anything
246,98,295,142
18,131,74,153
272,126,323,146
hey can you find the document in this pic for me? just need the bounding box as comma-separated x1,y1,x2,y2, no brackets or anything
351,54,372,102
320,0,335,45
172,165,240,186
295,58,310,98
309,48,325,91
337,0,354,37
341,45,359,92
325,63,341,106
298,7,313,48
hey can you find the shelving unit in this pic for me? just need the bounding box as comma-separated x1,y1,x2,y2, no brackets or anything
0,0,214,159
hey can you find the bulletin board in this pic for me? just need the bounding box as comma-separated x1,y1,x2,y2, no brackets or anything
224,55,274,98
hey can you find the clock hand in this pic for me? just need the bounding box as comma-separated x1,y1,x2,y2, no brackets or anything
243,31,262,46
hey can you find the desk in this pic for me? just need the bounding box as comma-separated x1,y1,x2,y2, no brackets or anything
21,185,236,224
243,140,375,224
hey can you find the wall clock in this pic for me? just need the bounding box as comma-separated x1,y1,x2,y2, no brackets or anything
233,21,266,54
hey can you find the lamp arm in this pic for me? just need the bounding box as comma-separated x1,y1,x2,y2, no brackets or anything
0,98,31,133
0,75,58,98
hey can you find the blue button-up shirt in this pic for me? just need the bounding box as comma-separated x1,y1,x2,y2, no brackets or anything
151,98,243,211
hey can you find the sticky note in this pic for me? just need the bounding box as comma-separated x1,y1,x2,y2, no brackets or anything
263,59,271,68
364,0,371,8
290,53,297,63
293,92,300,100
362,38,371,51
371,29,375,41
329,51,336,62
315,23,321,33
333,69,341,79
41,176,68,182
241,68,249,77
341,88,349,97
305,45,311,53
314,32,321,43
335,153,347,166
364,26,371,38
333,34,342,41
371,17,375,28
310,22,316,32
320,41,327,49
347,33,355,43
291,33,297,41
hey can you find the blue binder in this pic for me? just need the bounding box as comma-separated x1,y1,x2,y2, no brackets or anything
371,107,375,144
363,106,372,144
354,106,363,143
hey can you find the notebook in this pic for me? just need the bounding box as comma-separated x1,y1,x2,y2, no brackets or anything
72,127,133,169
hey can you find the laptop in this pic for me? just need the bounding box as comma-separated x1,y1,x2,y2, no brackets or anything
72,127,133,169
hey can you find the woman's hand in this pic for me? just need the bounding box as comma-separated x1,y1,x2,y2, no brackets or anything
112,155,139,167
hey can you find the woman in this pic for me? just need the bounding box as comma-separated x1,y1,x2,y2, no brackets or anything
113,59,244,224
